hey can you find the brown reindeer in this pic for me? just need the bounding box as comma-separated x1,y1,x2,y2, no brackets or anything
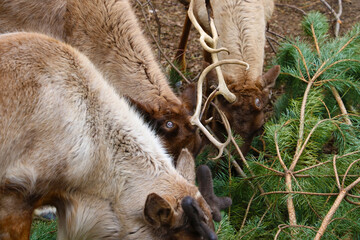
175,0,280,156
0,0,201,160
0,32,219,240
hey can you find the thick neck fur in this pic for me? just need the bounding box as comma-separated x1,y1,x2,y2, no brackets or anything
64,0,182,109
195,0,273,84
0,0,204,158
0,32,202,239
0,0,182,111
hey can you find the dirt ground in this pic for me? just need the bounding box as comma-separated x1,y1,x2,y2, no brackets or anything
133,0,360,78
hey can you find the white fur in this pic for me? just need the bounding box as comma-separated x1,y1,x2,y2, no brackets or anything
192,0,274,82
0,32,209,240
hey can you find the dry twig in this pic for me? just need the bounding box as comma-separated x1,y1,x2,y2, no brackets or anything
135,0,191,84
320,0,343,37
275,3,307,16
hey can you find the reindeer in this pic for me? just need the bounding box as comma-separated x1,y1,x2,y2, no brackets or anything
175,0,280,156
0,0,202,160
0,32,223,240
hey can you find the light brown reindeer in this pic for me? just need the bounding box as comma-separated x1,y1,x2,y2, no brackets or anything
175,0,280,156
0,32,219,240
0,0,202,160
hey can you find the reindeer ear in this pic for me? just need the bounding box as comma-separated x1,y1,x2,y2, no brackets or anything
176,148,196,184
144,193,174,228
262,65,280,91
180,83,197,114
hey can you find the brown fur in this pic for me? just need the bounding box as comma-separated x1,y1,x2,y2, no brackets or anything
0,32,215,240
177,0,280,156
0,0,201,159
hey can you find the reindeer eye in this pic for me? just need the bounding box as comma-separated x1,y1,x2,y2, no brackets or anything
165,121,174,129
255,98,261,108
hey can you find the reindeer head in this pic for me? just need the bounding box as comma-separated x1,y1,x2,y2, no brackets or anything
212,65,280,154
142,148,233,239
143,150,214,239
130,85,201,160
144,191,216,240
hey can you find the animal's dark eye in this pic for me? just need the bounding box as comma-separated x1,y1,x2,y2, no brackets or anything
165,121,174,129
255,98,261,108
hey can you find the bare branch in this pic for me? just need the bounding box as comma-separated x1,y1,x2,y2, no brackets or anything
135,0,191,84
274,224,316,240
274,128,289,171
293,159,332,174
275,3,307,16
342,158,360,188
240,192,257,231
252,161,284,175
266,36,277,54
330,86,352,125
145,0,162,59
266,29,287,41
285,173,297,226
260,191,339,197
333,155,341,190
315,173,360,239
320,0,343,37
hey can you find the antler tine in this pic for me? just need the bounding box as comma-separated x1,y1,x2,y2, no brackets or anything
190,60,249,159
188,0,249,158
188,0,228,54
188,0,249,104
196,165,232,222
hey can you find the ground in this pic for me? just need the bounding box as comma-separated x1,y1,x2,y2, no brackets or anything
133,0,360,78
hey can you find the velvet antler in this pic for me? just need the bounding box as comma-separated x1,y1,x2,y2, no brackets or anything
196,165,232,222
181,196,217,240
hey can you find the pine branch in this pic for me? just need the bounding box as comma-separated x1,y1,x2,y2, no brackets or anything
240,192,256,231
274,224,317,240
315,164,360,239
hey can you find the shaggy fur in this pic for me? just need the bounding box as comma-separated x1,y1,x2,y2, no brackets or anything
0,0,201,159
0,32,214,240
180,0,280,156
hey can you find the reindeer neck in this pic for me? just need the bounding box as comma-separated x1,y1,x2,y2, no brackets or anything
211,0,266,82
79,85,176,197
64,0,181,106
0,0,66,39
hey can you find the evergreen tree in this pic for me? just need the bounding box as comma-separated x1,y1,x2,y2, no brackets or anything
203,12,360,239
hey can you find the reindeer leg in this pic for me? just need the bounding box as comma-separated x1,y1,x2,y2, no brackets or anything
173,14,192,71
0,191,33,240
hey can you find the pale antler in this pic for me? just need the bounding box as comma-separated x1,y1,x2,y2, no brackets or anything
190,60,248,159
187,0,249,102
188,0,249,158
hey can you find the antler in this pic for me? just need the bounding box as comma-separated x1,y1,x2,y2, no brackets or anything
187,0,249,103
182,196,218,240
190,60,247,159
196,165,232,222
187,0,249,158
